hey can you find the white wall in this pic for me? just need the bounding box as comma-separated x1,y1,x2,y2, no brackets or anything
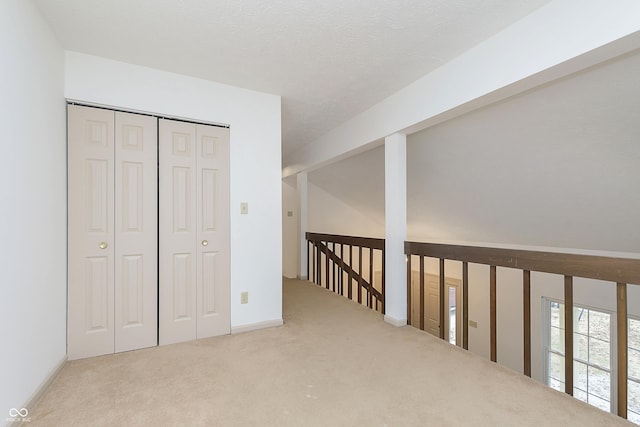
308,183,383,238
282,179,298,278
306,145,385,238
65,52,282,328
406,48,640,254
292,146,384,284
0,0,67,416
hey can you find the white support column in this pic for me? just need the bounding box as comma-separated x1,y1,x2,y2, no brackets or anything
384,133,407,327
297,171,308,280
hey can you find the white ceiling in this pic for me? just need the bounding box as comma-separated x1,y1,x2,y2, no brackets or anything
34,0,550,158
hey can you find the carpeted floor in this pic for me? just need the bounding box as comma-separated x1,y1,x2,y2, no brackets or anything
27,278,631,426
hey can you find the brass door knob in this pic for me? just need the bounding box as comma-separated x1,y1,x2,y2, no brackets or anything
99,242,108,249
202,240,208,247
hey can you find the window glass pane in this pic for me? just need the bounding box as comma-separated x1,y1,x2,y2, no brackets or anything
589,337,610,369
549,378,564,392
573,388,587,403
574,333,587,362
575,307,589,335
629,348,640,380
574,361,588,392
589,310,610,341
549,352,564,382
587,366,610,401
550,301,562,328
448,286,456,345
629,379,640,413
588,394,610,412
630,318,640,351
628,410,640,426
550,326,564,353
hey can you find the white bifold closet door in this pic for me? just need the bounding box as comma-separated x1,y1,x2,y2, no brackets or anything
68,105,158,360
159,118,230,345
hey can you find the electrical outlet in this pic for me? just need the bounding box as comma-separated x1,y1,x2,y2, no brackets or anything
240,291,249,304
469,320,478,328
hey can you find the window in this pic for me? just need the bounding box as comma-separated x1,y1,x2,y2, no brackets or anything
545,300,640,423
545,300,612,412
448,286,457,345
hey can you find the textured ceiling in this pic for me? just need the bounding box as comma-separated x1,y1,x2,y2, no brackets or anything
34,0,550,157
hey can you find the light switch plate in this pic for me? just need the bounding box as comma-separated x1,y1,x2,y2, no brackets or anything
240,202,248,214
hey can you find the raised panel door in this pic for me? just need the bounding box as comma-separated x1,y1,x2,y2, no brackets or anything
196,124,230,338
114,111,158,352
68,105,115,360
159,119,198,345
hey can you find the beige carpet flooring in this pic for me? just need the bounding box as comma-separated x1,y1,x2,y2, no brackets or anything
28,278,631,426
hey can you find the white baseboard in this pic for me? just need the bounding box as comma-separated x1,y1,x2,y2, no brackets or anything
231,318,284,334
297,275,308,280
384,314,407,327
7,355,67,427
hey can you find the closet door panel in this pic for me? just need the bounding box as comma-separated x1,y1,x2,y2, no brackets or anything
196,125,230,338
159,119,197,345
68,105,115,360
114,112,158,352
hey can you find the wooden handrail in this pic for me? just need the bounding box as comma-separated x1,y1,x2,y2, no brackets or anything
404,241,640,284
404,240,640,420
307,232,385,250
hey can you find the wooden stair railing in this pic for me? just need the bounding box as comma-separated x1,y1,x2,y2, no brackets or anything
404,241,640,420
306,232,385,314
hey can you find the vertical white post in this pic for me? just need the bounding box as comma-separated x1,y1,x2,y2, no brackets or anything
384,133,407,326
297,171,308,280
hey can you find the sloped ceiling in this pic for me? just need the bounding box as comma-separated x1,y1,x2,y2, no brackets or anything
33,0,550,157
308,49,640,252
